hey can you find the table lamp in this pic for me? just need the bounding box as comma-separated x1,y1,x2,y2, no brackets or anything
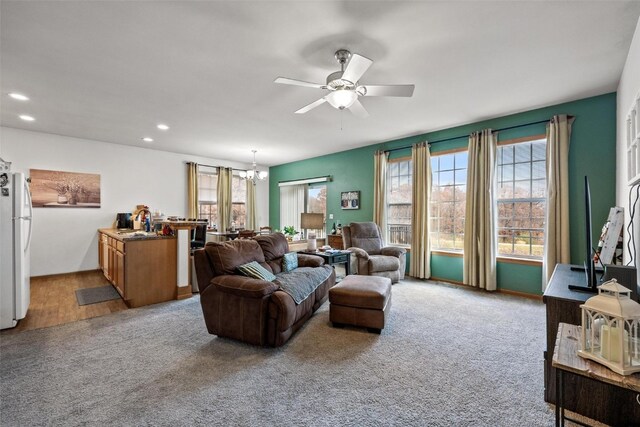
301,213,324,251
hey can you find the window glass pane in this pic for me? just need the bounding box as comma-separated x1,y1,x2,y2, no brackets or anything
455,169,467,184
439,187,454,202
399,161,409,175
454,151,468,167
498,182,514,199
431,157,438,171
439,170,454,186
454,234,465,250
439,155,454,170
500,163,514,182
532,142,545,161
515,144,531,163
514,163,531,181
531,179,545,198
514,180,531,198
532,160,545,179
501,146,514,164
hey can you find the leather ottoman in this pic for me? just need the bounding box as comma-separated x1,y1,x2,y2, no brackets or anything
328,275,392,334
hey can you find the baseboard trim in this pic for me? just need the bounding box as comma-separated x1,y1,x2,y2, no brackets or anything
31,269,102,280
417,275,543,301
496,288,542,301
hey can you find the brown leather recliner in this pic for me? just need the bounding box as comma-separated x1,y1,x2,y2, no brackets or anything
342,222,406,283
193,232,335,347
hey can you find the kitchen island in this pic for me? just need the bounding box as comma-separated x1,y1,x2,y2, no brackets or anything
98,229,183,308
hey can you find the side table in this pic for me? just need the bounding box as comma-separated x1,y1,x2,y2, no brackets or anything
298,250,350,276
327,234,344,250
552,322,640,426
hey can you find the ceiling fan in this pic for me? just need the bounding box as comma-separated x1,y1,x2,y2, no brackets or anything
274,49,415,118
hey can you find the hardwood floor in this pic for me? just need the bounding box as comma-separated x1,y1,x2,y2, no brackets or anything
0,270,128,335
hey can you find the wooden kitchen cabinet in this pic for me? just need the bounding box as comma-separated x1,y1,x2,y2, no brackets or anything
98,230,178,308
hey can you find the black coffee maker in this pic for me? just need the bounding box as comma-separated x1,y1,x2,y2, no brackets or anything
116,213,132,229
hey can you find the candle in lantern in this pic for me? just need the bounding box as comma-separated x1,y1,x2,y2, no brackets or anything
600,324,629,363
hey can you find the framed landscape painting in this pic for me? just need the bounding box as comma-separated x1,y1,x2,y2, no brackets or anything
30,169,101,208
341,191,360,210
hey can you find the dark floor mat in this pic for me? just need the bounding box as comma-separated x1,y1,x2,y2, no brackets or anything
75,285,121,306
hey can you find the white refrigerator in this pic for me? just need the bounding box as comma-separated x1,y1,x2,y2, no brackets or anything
0,171,32,330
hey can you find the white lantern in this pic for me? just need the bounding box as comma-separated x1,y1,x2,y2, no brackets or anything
579,279,640,375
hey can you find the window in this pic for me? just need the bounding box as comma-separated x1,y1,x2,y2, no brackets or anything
232,174,247,229
387,158,412,245
430,151,468,251
496,138,546,258
279,183,326,236
307,186,327,237
197,168,218,227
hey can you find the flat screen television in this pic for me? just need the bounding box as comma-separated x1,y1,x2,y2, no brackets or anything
569,176,599,292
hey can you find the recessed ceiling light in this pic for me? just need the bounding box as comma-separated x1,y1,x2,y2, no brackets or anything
9,93,29,101
142,137,154,143
19,115,35,121
157,124,169,131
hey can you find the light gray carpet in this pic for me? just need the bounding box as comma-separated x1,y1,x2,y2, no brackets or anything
1,279,556,426
75,285,121,306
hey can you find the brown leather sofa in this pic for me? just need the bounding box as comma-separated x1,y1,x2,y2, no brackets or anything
193,232,336,347
342,222,406,283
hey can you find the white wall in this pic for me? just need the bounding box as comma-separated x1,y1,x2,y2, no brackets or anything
0,127,269,276
616,17,640,266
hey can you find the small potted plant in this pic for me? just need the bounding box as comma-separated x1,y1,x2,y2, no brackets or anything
283,225,297,241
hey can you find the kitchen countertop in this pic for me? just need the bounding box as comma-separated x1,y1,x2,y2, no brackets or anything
98,228,177,241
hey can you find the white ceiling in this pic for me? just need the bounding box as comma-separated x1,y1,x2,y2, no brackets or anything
1,1,639,167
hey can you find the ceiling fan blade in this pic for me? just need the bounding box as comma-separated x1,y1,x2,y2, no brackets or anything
341,54,373,85
274,77,325,89
360,84,415,97
348,99,369,118
294,98,327,114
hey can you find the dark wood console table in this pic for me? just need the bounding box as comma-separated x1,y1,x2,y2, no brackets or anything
553,323,640,426
544,264,640,425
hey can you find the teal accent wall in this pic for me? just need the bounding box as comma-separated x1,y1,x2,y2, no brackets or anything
270,93,617,295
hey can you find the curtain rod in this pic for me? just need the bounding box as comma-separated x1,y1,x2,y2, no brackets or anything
384,118,566,154
186,161,248,173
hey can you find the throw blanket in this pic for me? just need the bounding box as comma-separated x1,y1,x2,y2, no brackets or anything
275,265,332,305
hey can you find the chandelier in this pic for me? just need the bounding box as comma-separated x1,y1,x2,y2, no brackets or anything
239,150,268,185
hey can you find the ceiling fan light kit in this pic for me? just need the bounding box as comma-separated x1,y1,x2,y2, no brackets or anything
326,89,357,109
275,49,415,117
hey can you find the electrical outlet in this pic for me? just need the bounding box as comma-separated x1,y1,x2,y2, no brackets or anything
329,213,334,219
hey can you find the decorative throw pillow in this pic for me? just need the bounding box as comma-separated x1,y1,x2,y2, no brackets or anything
237,261,276,282
282,252,298,273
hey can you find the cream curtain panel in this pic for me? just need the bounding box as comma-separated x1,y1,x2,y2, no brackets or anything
410,142,432,279
217,167,233,231
280,184,305,232
543,115,574,288
373,150,389,243
187,162,199,219
246,180,257,231
463,129,497,291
